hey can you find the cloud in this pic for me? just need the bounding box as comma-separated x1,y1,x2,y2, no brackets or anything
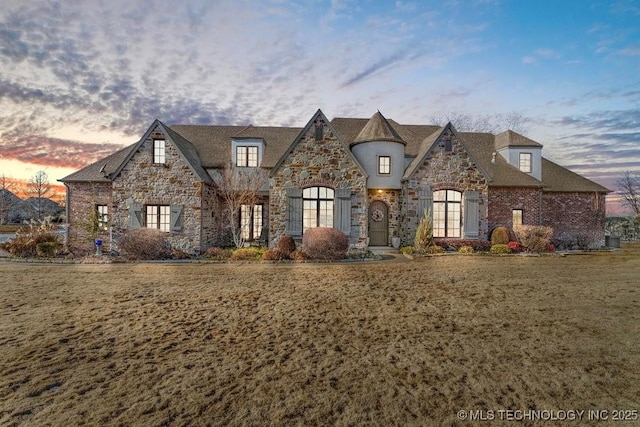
618,45,640,56
522,56,536,64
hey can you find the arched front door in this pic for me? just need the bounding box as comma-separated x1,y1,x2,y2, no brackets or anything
369,200,388,246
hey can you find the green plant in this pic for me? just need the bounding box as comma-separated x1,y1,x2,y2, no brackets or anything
490,244,511,255
399,246,414,255
413,209,433,253
491,226,510,245
230,247,266,261
457,245,474,254
277,235,296,256
36,241,62,257
302,228,349,261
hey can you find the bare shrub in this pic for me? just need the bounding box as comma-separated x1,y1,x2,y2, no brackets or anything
413,210,433,252
117,228,171,260
262,248,289,261
290,250,309,261
205,247,232,261
491,226,510,245
513,225,553,253
302,228,349,261
36,241,62,257
0,218,60,257
277,235,296,257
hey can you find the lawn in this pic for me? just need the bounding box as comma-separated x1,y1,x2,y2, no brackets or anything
1,246,639,426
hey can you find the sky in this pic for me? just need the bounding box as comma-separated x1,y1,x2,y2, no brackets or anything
0,0,638,213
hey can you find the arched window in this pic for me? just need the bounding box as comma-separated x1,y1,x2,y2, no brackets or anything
303,187,334,232
433,190,461,238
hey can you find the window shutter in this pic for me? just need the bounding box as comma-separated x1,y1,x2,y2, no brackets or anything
128,201,143,228
417,186,433,219
334,188,351,236
285,188,302,236
170,205,183,232
463,190,479,239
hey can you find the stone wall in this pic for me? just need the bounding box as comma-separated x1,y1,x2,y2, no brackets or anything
402,128,488,245
111,127,205,254
65,181,113,254
269,116,368,247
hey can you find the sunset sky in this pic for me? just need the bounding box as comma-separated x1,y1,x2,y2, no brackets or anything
0,0,638,213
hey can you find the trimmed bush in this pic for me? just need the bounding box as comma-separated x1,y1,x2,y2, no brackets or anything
399,246,414,255
205,247,232,260
302,227,349,261
513,225,553,253
262,248,289,261
230,247,265,261
490,244,511,255
508,241,523,253
290,250,309,261
117,228,171,260
457,245,474,254
491,226,510,245
434,239,491,252
36,241,63,257
277,235,296,257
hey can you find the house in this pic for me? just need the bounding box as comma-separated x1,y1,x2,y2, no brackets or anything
60,109,610,254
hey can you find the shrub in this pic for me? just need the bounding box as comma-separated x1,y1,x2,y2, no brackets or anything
490,244,511,255
276,235,297,256
36,241,63,257
302,227,349,261
399,246,414,255
491,226,510,245
290,250,309,261
117,228,171,260
262,248,289,261
513,225,553,253
413,209,433,252
171,247,190,259
230,247,265,261
0,219,60,257
457,245,474,254
508,241,523,253
546,243,556,253
434,239,491,252
205,247,232,260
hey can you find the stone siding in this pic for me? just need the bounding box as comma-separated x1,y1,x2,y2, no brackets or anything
402,128,488,245
269,117,368,247
111,127,206,254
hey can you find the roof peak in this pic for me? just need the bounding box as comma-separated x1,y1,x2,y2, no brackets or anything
351,111,405,146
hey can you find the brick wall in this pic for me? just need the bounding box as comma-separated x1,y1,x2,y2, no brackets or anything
487,187,542,237
542,191,606,247
65,181,113,254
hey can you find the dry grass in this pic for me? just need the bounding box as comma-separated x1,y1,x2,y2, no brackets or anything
1,245,639,426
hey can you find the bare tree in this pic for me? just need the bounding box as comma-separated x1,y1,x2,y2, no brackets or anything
617,171,640,215
431,112,528,134
0,174,14,224
28,170,51,220
213,162,268,248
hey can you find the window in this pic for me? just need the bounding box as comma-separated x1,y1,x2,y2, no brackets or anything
519,153,532,173
146,205,170,232
96,205,108,230
153,139,166,164
236,146,259,167
513,209,523,226
378,156,391,175
433,190,461,238
303,187,334,232
240,204,263,241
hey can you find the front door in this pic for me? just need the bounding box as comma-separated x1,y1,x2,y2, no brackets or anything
369,201,388,246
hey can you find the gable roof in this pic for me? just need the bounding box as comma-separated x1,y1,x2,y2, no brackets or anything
351,111,405,146
495,130,543,150
270,109,368,179
60,144,136,183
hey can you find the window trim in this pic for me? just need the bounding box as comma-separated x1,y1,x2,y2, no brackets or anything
240,203,263,241
236,145,259,167
96,205,108,231
145,205,171,232
302,186,334,232
519,152,532,173
513,209,523,226
153,139,166,164
378,155,391,175
433,189,462,238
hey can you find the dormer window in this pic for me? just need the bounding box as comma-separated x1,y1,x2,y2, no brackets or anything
153,139,166,164
519,153,532,173
236,146,259,167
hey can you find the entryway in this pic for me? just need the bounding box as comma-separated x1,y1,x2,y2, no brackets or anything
368,200,388,246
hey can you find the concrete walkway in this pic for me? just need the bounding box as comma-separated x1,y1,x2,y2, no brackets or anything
368,246,410,263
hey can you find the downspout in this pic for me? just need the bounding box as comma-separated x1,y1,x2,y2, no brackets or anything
538,186,543,225
64,183,70,246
